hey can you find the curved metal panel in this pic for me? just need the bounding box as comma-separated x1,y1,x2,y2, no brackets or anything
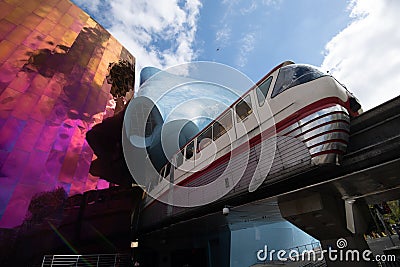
137,65,251,131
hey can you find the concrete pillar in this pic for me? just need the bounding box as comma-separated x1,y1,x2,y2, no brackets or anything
278,192,376,266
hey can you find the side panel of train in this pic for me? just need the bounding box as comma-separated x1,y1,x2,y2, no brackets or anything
140,63,358,228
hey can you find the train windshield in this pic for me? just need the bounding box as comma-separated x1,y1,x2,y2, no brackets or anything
271,64,327,98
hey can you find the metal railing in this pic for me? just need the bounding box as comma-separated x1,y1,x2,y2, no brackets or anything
41,253,131,267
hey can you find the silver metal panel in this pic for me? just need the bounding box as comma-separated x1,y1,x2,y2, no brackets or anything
264,136,311,184
304,132,349,148
297,105,349,127
299,113,349,134
309,141,348,155
283,104,351,165
279,105,349,136
301,121,349,141
311,153,342,165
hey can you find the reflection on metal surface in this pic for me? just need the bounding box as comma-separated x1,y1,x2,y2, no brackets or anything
309,141,348,155
137,65,249,130
0,0,135,228
301,122,349,141
281,105,350,165
298,105,348,126
304,132,349,148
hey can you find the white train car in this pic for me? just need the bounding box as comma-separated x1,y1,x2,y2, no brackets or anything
140,61,362,225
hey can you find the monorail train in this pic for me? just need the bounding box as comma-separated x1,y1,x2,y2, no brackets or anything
139,61,362,226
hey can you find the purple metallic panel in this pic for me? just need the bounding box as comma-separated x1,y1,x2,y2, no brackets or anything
0,0,134,228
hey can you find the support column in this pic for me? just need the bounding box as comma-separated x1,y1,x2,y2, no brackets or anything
278,192,376,266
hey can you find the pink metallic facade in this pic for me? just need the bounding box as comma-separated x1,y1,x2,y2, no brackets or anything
0,0,135,228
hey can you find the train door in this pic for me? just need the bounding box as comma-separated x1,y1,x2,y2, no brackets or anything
234,94,258,139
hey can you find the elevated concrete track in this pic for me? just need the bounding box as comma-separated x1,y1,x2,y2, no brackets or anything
139,95,400,233
138,95,400,267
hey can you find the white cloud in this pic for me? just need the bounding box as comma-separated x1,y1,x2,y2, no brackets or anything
216,25,232,47
221,0,280,17
72,0,202,89
240,0,281,15
240,1,257,15
217,0,280,68
73,0,102,13
237,32,256,67
321,0,400,111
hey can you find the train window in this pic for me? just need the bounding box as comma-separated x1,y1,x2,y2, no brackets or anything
197,126,212,151
256,77,273,106
213,110,233,140
185,141,194,160
236,95,252,122
271,65,327,98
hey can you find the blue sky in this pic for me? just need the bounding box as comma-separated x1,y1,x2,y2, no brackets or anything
194,0,351,80
72,0,400,111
